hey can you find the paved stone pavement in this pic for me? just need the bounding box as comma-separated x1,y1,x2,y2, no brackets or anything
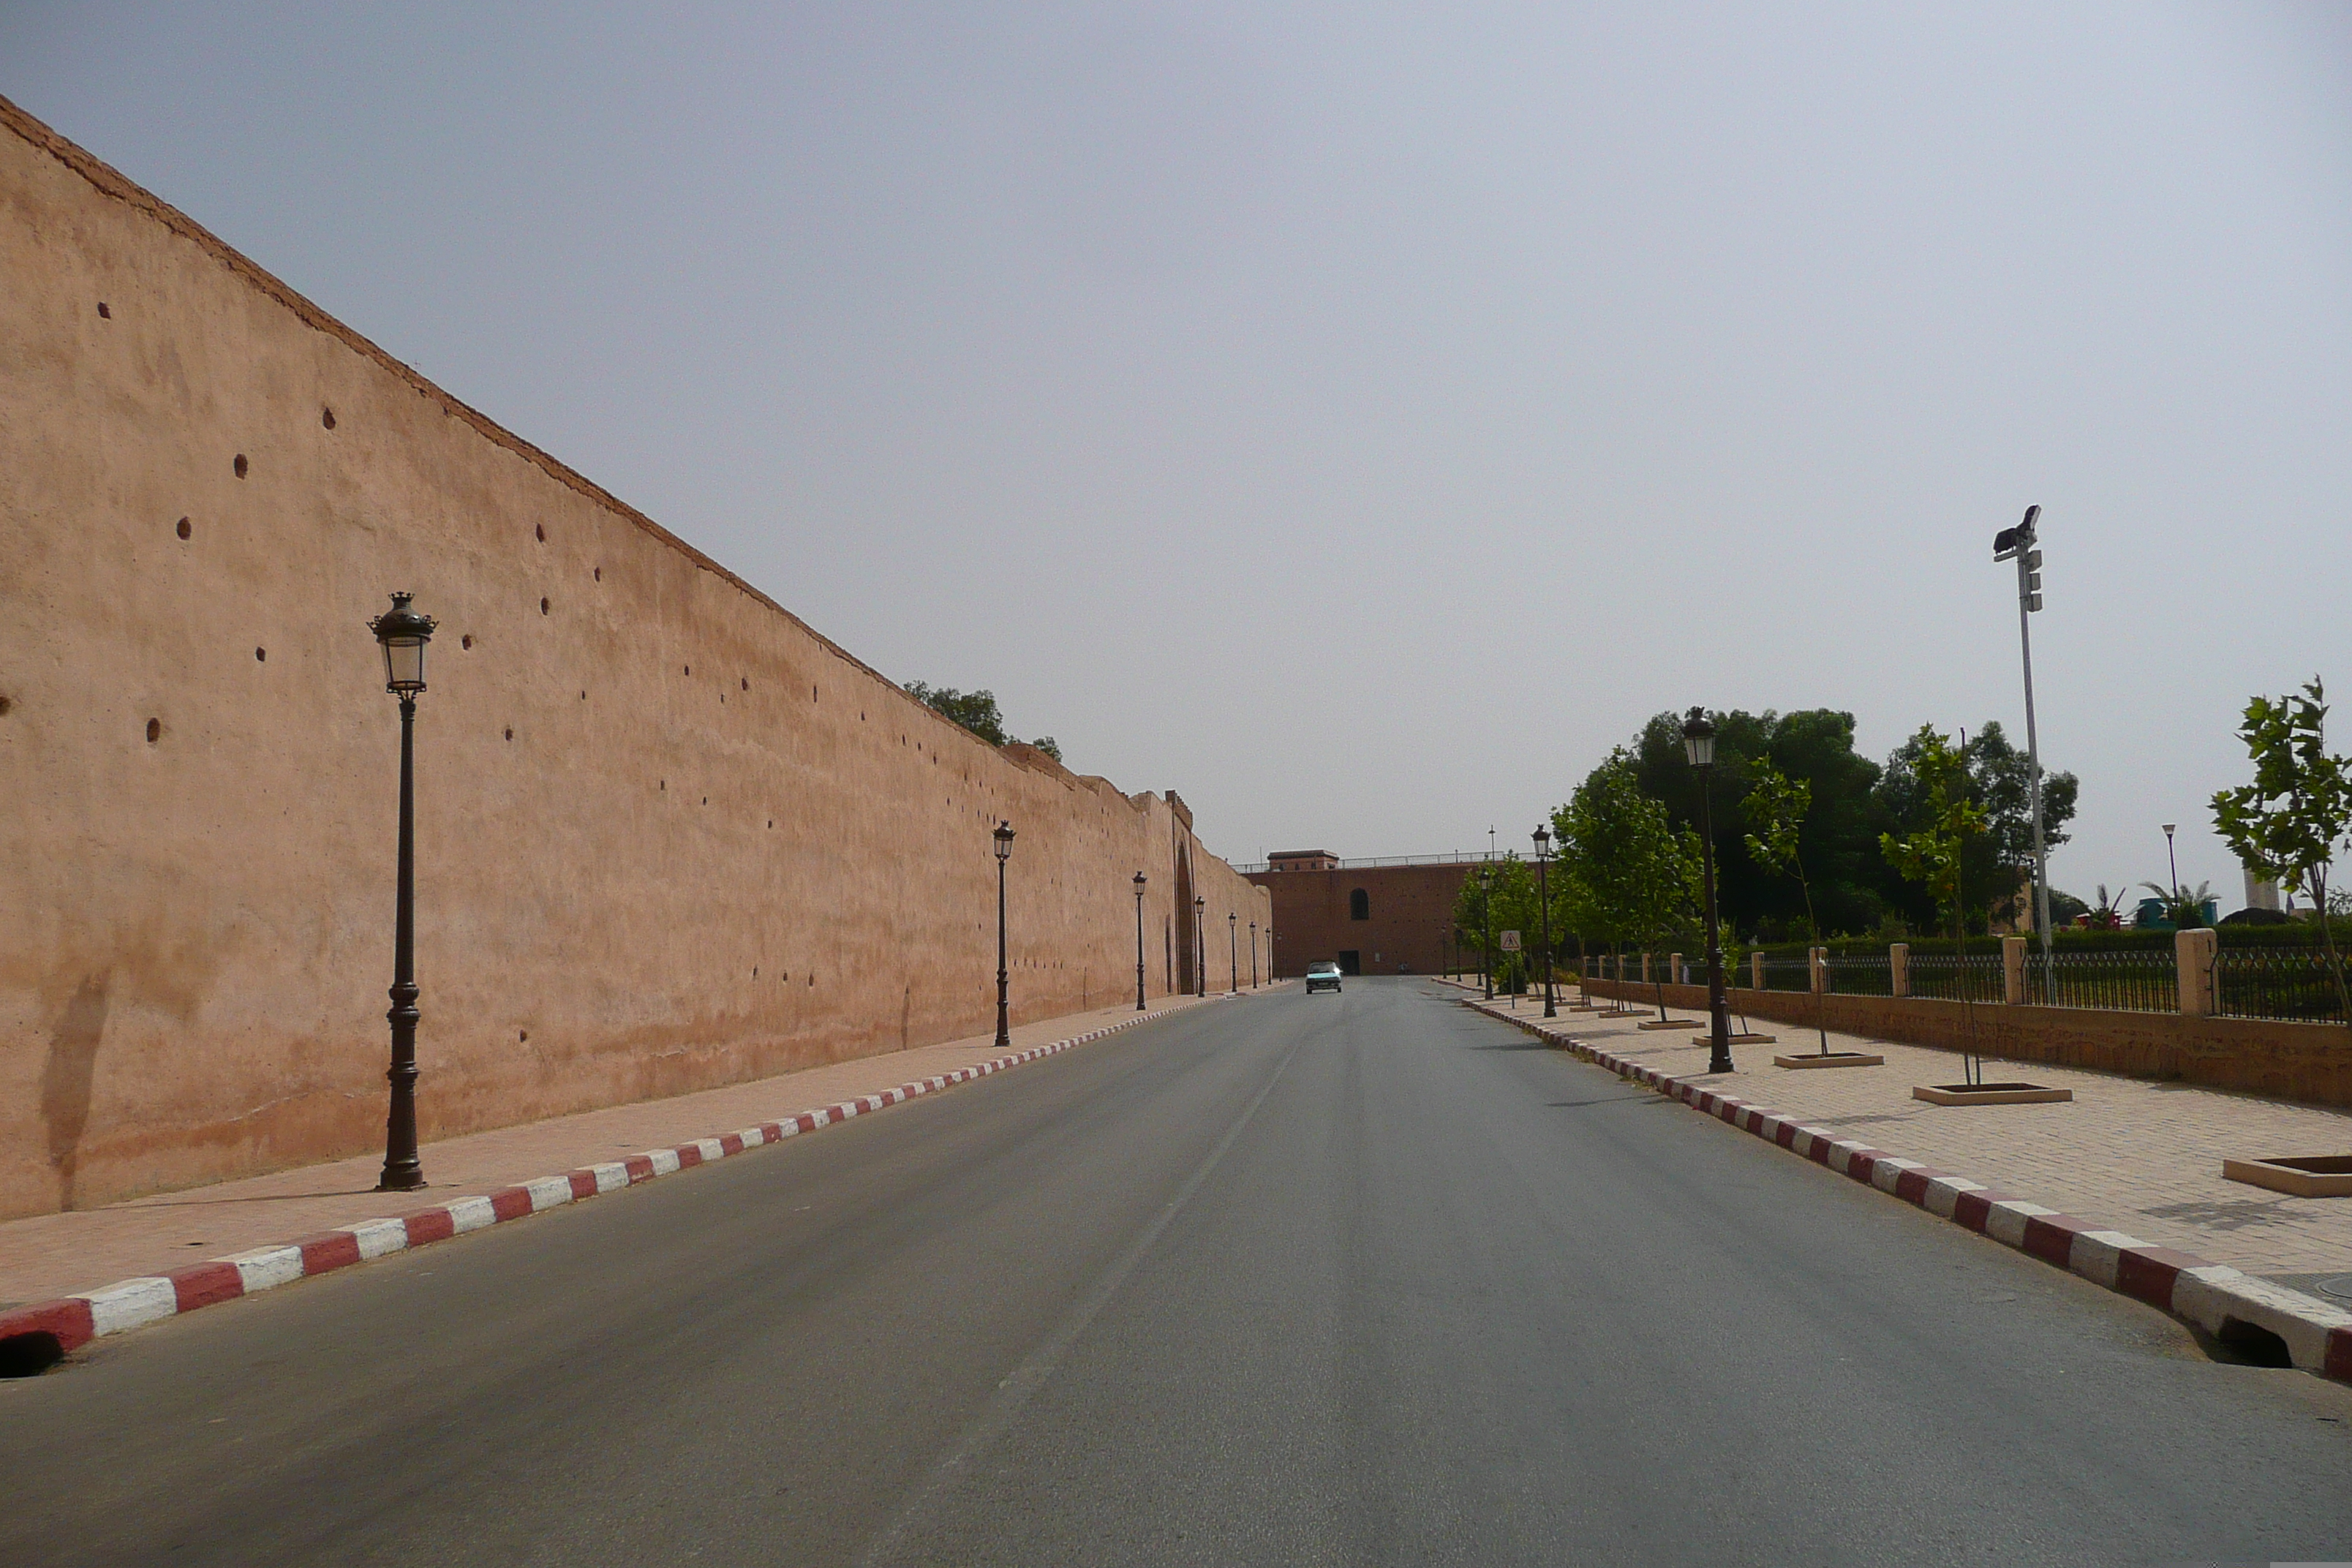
1457,978,2352,1294
0,987,1273,1309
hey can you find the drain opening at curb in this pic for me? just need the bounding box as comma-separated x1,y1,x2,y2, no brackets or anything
2209,1318,2294,1368
0,1330,67,1379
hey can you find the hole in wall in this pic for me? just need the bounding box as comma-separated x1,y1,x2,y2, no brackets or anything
146,718,160,743
322,407,336,429
519,1030,529,1044
535,524,545,542
461,635,473,650
594,566,601,581
233,454,247,478
95,302,110,320
255,647,265,662
177,517,191,540
504,728,514,742
767,819,773,829
540,598,550,616
0,695,12,716
684,665,691,676
660,780,666,791
741,678,748,691
580,691,587,700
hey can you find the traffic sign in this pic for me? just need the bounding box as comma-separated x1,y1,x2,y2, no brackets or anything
1499,930,1522,951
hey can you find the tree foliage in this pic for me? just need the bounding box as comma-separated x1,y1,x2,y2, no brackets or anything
1742,758,1817,938
2211,677,2351,1016
905,681,1061,760
1556,749,1700,954
1877,726,1986,936
1874,720,2076,935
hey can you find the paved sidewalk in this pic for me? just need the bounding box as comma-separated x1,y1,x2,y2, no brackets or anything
1456,979,2352,1292
0,987,1277,1311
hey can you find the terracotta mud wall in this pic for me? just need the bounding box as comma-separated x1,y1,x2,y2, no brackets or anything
1581,979,2352,1109
1248,861,1473,977
0,98,1270,1220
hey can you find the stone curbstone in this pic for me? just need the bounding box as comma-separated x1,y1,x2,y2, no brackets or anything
1456,991,2352,1389
0,1000,1215,1363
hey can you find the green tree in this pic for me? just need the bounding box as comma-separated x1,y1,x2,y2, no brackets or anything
1744,758,1833,1054
1874,720,2076,935
1632,707,1889,938
905,682,1062,759
905,682,1007,745
2212,678,2351,1018
1560,749,1700,1019
1880,726,1991,1081
2137,879,2215,929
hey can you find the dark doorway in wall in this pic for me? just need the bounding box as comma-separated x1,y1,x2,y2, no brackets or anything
1175,845,1197,994
1349,888,1370,921
1338,950,1362,976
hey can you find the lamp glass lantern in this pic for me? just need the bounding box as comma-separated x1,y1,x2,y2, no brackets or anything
370,592,437,696
994,821,1015,862
1681,710,1716,769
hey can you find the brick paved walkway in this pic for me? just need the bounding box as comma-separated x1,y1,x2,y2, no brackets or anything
0,988,1269,1310
1457,979,2352,1293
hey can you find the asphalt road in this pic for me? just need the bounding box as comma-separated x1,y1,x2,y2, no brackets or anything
5,978,2349,1566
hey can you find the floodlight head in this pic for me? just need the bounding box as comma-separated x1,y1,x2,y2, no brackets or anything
1994,504,2040,561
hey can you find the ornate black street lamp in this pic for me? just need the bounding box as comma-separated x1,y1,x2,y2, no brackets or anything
1249,921,1259,987
1479,864,1494,1000
1194,894,1207,998
1227,911,1238,993
994,821,1015,1048
1133,871,1148,1011
369,592,436,1193
1684,709,1733,1074
1533,823,1556,1019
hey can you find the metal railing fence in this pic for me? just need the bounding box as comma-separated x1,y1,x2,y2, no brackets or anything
2215,946,2350,1025
2040,949,2177,1013
1825,954,1894,997
1902,953,2004,1003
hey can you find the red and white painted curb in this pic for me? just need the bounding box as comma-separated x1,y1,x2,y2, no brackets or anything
1455,988,2352,1387
0,1001,1230,1362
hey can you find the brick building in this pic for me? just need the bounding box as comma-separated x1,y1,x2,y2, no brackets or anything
1248,854,1482,977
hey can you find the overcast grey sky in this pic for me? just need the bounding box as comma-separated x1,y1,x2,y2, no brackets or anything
7,3,2348,900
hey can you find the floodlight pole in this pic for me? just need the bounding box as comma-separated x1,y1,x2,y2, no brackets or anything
1997,506,2055,1004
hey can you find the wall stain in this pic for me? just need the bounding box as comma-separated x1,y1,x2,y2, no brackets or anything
40,975,109,1210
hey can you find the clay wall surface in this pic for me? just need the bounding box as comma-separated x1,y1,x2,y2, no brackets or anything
1583,979,2352,1109
0,99,1268,1219
1250,862,1474,977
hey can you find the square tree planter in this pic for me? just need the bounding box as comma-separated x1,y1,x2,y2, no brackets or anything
1637,1018,1705,1031
1912,1082,2073,1106
2222,1156,2352,1198
1774,1051,1883,1069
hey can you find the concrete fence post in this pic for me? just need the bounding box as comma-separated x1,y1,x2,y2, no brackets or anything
2002,935,2027,1005
1750,950,1765,991
1808,946,1827,994
1890,943,1909,998
2176,927,2217,1017
1668,951,1682,987
1640,952,1652,985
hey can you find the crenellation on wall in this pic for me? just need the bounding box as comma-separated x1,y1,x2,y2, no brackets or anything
0,94,1271,1219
